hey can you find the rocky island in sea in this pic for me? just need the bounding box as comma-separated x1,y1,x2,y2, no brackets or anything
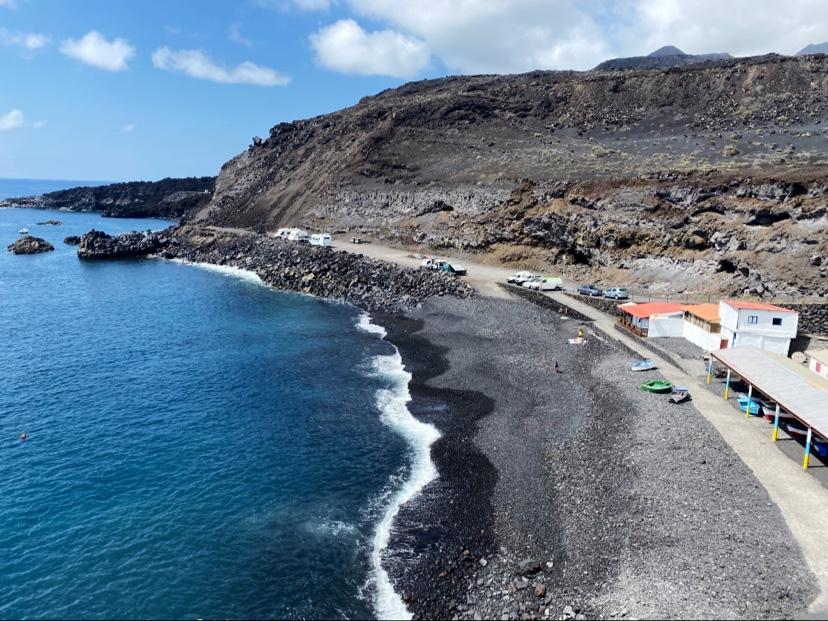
3,44,828,621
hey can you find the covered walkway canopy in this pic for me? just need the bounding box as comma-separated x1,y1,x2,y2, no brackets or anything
712,347,828,466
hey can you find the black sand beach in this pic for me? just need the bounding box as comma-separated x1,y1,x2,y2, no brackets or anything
383,294,817,620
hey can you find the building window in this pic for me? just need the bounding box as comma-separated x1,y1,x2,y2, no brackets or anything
772,317,782,326
747,315,759,325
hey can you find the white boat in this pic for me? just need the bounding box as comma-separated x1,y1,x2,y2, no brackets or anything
19,228,29,235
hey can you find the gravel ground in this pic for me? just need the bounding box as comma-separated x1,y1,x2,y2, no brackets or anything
384,294,817,620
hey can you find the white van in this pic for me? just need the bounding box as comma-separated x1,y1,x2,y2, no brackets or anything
287,229,309,243
526,276,563,291
272,228,291,239
310,233,332,247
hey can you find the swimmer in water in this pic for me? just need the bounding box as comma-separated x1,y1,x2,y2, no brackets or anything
19,432,28,441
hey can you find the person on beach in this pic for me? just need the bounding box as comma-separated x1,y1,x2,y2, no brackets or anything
553,360,562,373
577,325,585,340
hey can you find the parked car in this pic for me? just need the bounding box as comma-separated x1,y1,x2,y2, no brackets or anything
508,271,537,285
603,287,630,300
578,283,603,296
526,276,564,291
521,275,542,288
421,258,443,271
441,262,467,276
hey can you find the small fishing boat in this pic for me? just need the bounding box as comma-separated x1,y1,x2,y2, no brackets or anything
631,358,656,372
640,379,673,393
669,386,691,404
737,395,761,416
782,422,808,437
763,407,795,422
18,227,28,235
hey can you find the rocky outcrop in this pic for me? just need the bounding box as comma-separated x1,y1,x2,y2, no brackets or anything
7,236,54,254
0,177,215,220
77,229,170,259
36,219,63,226
63,236,81,245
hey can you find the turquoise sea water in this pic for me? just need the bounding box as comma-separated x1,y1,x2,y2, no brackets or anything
0,183,433,619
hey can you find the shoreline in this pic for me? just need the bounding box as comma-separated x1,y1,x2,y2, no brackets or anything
375,311,498,619
378,294,818,620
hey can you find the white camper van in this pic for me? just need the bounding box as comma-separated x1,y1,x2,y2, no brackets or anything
310,233,332,247
287,229,309,243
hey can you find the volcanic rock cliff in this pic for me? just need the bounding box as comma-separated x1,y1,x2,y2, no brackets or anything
197,54,828,298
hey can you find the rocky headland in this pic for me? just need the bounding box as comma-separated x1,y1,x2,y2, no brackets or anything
7,236,54,255
0,177,215,220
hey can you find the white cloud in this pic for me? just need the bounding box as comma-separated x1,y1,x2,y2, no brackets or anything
229,23,252,47
310,19,429,77
322,0,828,74
0,109,24,131
60,31,135,72
0,0,17,7
122,123,136,133
32,120,47,128
0,28,49,51
628,0,828,57
152,47,290,86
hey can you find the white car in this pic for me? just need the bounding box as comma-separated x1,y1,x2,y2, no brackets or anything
508,271,537,285
525,276,563,291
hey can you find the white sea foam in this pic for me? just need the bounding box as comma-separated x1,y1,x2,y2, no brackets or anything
356,312,388,338
358,313,441,621
170,258,264,286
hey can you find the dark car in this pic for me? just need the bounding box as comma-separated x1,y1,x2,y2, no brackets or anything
578,284,603,296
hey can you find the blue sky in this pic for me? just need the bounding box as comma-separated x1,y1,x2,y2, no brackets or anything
2,0,827,182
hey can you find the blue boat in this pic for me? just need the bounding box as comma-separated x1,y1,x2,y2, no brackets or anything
737,395,761,416
631,358,656,372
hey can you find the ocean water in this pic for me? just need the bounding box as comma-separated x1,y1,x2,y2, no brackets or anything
0,196,438,618
0,178,108,200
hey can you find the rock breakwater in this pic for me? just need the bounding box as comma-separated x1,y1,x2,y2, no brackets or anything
75,226,474,312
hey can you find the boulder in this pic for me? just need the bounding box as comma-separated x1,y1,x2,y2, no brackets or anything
77,229,170,259
7,236,54,255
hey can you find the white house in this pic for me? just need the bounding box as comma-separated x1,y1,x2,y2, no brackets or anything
617,302,687,337
719,300,798,356
805,350,828,379
682,303,724,352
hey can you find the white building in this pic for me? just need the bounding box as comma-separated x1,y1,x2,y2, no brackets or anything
682,303,723,352
805,350,828,379
617,302,687,337
719,300,798,356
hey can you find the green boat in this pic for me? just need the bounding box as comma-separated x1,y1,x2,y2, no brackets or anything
640,379,673,393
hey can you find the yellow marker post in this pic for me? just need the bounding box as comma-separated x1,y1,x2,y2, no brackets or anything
804,428,813,469
724,369,731,400
706,358,712,385
772,405,780,442
745,384,753,417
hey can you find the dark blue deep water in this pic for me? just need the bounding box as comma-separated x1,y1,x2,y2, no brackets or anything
0,189,433,619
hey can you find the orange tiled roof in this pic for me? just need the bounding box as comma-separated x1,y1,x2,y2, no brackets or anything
684,303,720,324
722,300,793,313
619,302,687,319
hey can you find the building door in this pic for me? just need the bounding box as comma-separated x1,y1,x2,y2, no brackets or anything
720,338,729,349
